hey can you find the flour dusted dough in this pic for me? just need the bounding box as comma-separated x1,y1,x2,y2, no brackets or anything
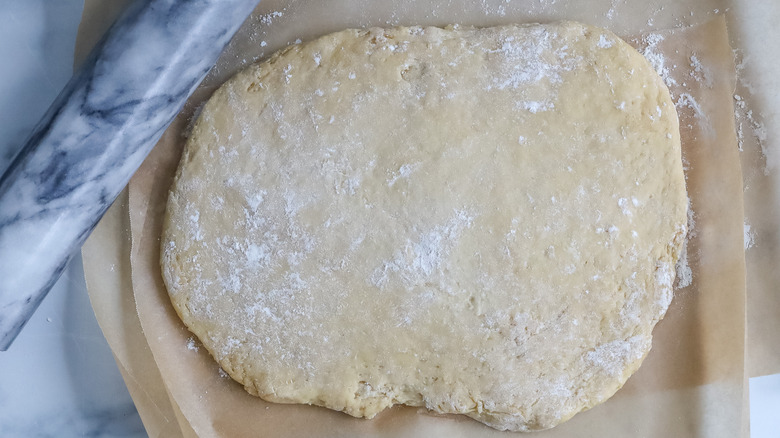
161,22,687,432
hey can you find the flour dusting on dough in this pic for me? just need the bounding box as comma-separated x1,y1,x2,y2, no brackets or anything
640,33,677,89
162,23,687,433
370,210,475,292
586,336,649,377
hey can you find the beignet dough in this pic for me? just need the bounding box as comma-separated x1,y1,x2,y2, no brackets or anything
162,22,687,431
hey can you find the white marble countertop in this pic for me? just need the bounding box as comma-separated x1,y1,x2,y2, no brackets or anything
0,1,776,437
0,1,144,436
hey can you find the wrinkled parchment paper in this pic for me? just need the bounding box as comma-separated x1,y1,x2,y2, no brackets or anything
81,0,761,436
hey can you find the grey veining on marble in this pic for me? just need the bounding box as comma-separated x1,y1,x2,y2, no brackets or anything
0,0,260,350
0,1,145,435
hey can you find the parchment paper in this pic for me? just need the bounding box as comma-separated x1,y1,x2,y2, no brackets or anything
724,4,780,379
81,1,752,437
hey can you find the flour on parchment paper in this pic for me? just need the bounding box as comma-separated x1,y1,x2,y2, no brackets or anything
744,221,756,250
186,337,199,352
733,50,769,167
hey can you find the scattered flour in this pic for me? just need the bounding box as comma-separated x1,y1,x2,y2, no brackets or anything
370,210,475,290
486,27,578,91
586,335,648,377
675,93,706,121
186,337,199,352
689,54,712,88
674,243,692,289
744,221,756,250
640,33,677,89
733,94,768,165
676,92,713,137
674,198,695,289
597,34,614,49
387,163,417,187
258,10,283,26
521,100,555,113
733,49,770,173
605,0,620,20
617,197,633,217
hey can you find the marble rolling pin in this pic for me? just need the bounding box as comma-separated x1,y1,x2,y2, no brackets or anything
0,0,260,350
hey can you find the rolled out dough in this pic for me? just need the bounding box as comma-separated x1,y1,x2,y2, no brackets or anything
161,22,687,432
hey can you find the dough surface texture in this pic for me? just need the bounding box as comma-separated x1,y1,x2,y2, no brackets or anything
161,22,687,432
